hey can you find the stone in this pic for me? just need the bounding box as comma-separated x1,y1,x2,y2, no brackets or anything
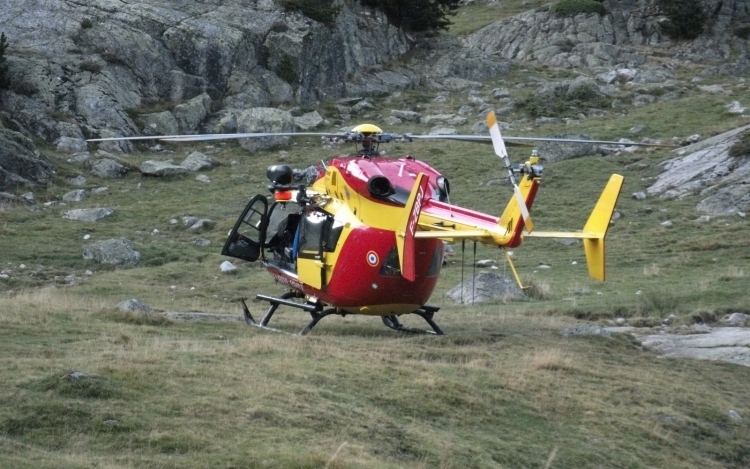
83,238,140,267
725,101,746,114
446,271,524,304
55,136,88,153
68,175,87,186
180,152,213,171
234,108,295,153
560,326,611,338
220,261,237,273
140,160,190,176
141,111,179,136
85,158,128,179
63,208,114,222
117,299,153,313
723,313,748,327
294,111,324,130
62,189,86,202
390,110,421,121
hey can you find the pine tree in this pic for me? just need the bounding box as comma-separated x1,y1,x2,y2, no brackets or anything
361,0,460,32
659,0,706,40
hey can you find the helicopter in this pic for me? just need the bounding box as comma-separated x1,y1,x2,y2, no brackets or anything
88,111,668,335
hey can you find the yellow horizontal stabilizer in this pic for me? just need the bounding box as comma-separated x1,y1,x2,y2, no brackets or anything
523,231,594,239
413,229,491,239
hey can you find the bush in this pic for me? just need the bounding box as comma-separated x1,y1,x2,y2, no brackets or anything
0,32,9,90
550,0,606,16
659,0,706,40
728,132,750,158
276,55,298,83
80,60,103,73
734,25,750,40
279,0,341,26
517,83,610,118
361,0,460,32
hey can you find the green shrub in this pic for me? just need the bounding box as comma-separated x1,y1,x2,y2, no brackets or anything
0,32,9,90
550,0,606,16
659,0,706,40
276,55,298,83
517,83,610,118
279,0,341,26
734,26,750,39
80,60,103,73
361,0,460,32
728,132,750,158
81,18,93,29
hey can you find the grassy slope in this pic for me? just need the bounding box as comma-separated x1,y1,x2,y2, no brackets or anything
2,5,750,468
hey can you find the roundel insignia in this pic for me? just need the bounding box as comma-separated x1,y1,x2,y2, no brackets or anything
366,251,379,267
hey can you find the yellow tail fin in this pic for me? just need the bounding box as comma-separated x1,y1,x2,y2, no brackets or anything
583,174,624,281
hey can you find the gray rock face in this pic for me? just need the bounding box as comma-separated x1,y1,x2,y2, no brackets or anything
647,124,750,216
83,238,141,267
637,328,750,367
0,129,54,192
465,0,750,69
446,271,525,304
63,208,114,221
0,0,408,145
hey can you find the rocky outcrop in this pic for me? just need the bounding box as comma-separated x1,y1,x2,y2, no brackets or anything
465,0,749,69
647,125,750,216
0,127,55,192
0,0,408,143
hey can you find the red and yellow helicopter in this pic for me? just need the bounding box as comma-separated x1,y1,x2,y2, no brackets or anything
90,112,662,335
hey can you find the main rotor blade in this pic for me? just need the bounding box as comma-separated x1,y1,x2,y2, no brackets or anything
405,134,674,147
87,132,346,143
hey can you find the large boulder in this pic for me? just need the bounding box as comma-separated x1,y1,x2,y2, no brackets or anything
83,238,141,267
446,271,525,305
235,107,295,152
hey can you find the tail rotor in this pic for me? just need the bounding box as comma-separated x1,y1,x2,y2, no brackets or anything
486,111,534,233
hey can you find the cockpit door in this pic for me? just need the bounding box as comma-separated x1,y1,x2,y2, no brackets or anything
221,195,268,262
296,211,330,290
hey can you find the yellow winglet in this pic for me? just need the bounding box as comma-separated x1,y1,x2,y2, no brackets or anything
583,174,624,281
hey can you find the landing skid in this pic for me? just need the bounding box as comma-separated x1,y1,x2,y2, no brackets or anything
381,306,444,335
240,292,339,336
241,294,444,335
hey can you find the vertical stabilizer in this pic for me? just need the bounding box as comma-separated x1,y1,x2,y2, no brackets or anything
583,174,624,281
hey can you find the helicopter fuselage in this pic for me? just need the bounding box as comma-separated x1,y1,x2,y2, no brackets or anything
262,154,449,315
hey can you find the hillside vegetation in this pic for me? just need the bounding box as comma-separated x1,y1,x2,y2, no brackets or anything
1,3,750,469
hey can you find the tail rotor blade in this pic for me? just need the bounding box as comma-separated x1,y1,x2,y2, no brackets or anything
486,112,534,233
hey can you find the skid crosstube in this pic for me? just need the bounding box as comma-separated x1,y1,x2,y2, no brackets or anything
241,294,443,335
